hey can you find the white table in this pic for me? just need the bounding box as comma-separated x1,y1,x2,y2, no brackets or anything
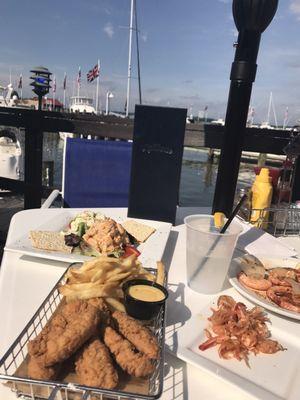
0,207,298,400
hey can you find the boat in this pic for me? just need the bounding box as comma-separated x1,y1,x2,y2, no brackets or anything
211,118,225,125
59,96,96,139
0,129,22,180
0,84,20,108
0,84,24,181
69,96,96,114
260,92,278,130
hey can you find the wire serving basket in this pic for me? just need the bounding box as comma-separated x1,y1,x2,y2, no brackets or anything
0,266,166,400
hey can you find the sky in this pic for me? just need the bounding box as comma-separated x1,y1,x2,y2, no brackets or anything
1,0,300,124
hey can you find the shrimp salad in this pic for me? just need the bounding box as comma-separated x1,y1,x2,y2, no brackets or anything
62,211,132,258
199,295,285,366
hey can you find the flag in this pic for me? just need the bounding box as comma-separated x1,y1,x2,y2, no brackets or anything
204,105,208,111
87,63,100,82
53,76,56,93
284,106,289,119
63,73,67,90
77,67,81,86
18,74,22,89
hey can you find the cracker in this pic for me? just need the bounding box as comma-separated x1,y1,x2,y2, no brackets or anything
121,220,156,243
30,231,72,253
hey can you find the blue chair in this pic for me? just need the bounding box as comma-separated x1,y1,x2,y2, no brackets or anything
61,138,132,207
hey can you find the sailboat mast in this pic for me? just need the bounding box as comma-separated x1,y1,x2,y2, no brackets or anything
135,0,142,105
271,94,278,128
126,0,134,117
267,92,272,125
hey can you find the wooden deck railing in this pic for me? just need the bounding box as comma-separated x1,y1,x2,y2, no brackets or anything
0,106,299,208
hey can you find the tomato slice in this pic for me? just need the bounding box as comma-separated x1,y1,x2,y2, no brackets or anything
122,245,141,258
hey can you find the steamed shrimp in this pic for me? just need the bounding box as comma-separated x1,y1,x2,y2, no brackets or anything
238,272,272,291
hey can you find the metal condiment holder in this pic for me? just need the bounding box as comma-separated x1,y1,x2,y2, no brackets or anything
237,131,300,237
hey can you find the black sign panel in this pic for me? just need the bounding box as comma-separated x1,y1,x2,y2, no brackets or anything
128,105,187,224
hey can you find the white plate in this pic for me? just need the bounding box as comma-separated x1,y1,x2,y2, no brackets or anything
228,257,300,321
177,291,300,400
5,209,171,268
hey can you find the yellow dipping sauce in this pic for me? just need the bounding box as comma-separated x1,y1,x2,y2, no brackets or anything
128,285,165,302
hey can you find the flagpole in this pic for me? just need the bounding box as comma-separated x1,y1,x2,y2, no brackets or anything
20,74,23,100
96,59,100,114
126,0,134,117
63,72,66,109
77,66,80,98
53,75,56,111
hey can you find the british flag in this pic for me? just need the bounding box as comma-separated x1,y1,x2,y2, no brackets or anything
87,63,100,82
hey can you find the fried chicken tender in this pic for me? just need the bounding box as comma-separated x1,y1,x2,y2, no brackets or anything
27,356,60,380
88,298,111,325
75,337,118,389
103,327,155,378
28,300,101,366
112,311,159,359
83,219,129,255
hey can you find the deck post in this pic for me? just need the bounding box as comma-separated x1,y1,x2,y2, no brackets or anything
24,114,44,209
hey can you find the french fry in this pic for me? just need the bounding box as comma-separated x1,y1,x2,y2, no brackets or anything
90,268,106,283
106,271,133,283
60,254,156,302
105,297,126,312
60,282,121,299
156,261,165,286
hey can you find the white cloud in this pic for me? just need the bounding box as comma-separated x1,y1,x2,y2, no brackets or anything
290,0,300,20
141,32,147,42
103,22,114,38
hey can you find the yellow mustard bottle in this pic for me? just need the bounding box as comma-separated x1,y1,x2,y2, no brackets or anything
250,168,273,229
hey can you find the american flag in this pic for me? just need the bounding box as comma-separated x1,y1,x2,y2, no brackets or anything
87,63,100,82
53,76,56,93
77,67,81,87
63,73,67,90
18,74,22,89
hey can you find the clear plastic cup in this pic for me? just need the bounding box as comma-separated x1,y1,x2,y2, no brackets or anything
184,215,243,294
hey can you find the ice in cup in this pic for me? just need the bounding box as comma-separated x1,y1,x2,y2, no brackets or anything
184,215,243,294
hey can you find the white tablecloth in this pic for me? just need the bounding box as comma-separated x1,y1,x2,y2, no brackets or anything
0,207,299,400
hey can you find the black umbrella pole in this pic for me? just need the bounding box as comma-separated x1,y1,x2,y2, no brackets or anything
212,30,261,216
212,81,252,216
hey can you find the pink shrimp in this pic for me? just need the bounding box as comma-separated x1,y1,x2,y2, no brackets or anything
199,335,228,351
266,286,300,313
218,339,249,365
254,339,285,354
268,268,296,287
240,330,258,349
238,272,272,291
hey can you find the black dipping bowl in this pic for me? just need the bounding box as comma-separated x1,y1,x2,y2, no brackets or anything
122,279,168,320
